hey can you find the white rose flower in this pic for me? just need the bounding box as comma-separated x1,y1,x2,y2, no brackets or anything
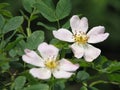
22,42,79,80
53,15,109,62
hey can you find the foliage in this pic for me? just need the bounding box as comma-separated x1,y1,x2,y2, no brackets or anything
0,0,120,90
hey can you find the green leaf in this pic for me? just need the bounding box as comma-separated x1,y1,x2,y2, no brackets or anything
0,53,10,72
26,31,44,49
1,62,10,72
54,80,65,90
5,37,23,51
21,71,39,84
0,14,5,30
0,41,6,51
102,61,120,73
23,84,49,90
37,22,56,31
14,76,26,90
0,3,9,9
9,49,17,57
3,16,23,34
56,0,71,20
76,71,90,81
35,0,56,22
107,73,120,83
0,9,12,17
80,86,88,90
62,20,70,29
50,38,69,49
22,0,36,13
93,56,108,71
15,40,26,56
72,59,91,67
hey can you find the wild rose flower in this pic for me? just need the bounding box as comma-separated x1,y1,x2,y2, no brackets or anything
53,15,109,62
22,42,79,80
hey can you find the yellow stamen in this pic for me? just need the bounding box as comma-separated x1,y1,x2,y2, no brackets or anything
45,60,58,69
74,32,88,44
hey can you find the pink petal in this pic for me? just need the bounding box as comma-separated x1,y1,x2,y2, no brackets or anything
22,49,45,67
87,26,109,43
38,42,59,60
59,58,79,71
29,68,51,80
70,15,88,34
70,43,84,59
53,70,74,79
84,44,101,62
53,28,74,42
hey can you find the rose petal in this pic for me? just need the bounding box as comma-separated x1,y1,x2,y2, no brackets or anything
29,68,51,80
87,26,109,43
84,44,101,62
38,42,59,60
53,70,73,79
59,58,79,71
22,49,45,67
79,17,88,33
70,15,88,34
70,43,84,59
53,28,74,42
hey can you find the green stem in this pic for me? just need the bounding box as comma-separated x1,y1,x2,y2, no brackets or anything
57,20,60,29
89,80,120,87
19,26,27,37
89,80,107,87
49,76,55,90
27,8,36,37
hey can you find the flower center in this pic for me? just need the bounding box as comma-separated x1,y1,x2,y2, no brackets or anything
45,60,58,69
74,32,88,44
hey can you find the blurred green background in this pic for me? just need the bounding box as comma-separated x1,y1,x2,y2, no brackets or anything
0,0,120,60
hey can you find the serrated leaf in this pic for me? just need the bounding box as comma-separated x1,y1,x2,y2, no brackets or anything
37,22,56,31
22,0,36,13
26,31,44,49
3,16,23,34
56,0,71,20
76,71,90,81
35,0,56,22
14,76,26,90
23,84,49,90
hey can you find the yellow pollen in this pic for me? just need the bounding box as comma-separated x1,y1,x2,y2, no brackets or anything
45,60,58,69
74,32,88,44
